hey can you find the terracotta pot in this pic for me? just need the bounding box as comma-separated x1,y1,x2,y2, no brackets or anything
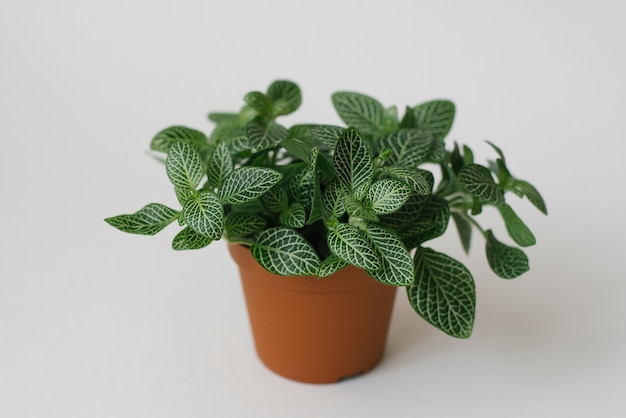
228,244,397,384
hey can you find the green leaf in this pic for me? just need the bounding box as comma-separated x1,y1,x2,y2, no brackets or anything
498,204,536,247
261,185,289,212
323,179,348,219
208,112,239,124
224,212,267,238
280,137,312,162
485,230,529,279
378,193,428,233
408,247,476,338
105,203,179,235
327,223,381,271
210,122,250,153
344,196,379,222
310,125,344,149
379,129,434,168
365,225,414,286
451,212,472,254
150,126,208,154
458,164,505,205
172,227,213,250
206,142,233,189
383,105,399,133
514,179,548,215
307,147,325,225
366,179,412,215
279,203,306,228
403,196,450,247
166,142,204,192
318,255,349,278
331,92,386,137
333,127,374,198
267,80,302,117
382,166,432,195
251,227,321,276
218,167,282,204
244,91,272,119
246,121,288,151
182,191,224,239
410,100,455,141
289,166,314,208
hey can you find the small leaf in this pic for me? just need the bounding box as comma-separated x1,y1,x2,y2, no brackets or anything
206,142,233,189
244,91,272,119
150,126,207,154
267,80,302,117
289,166,314,208
251,227,321,276
210,122,250,153
382,167,432,195
218,167,282,204
208,113,239,123
279,203,306,228
261,185,289,212
410,100,455,141
485,230,529,279
344,196,379,222
383,105,399,133
318,256,349,278
366,179,412,215
310,125,344,149
514,179,548,215
105,203,179,235
365,226,414,286
380,129,434,168
246,121,288,151
172,227,213,250
323,179,348,219
224,212,267,238
333,127,374,198
458,164,505,205
166,142,204,192
408,247,476,338
451,212,472,254
332,92,386,137
182,191,224,240
497,205,536,247
327,223,381,271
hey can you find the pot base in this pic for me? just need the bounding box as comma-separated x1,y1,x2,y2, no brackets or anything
229,244,397,384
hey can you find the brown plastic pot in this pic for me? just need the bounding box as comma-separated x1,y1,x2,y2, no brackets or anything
228,243,397,384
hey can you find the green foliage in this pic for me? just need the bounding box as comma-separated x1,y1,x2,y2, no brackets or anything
106,80,547,338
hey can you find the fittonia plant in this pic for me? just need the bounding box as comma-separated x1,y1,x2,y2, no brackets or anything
106,80,547,338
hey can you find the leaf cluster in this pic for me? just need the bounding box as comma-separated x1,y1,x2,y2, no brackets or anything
106,80,547,339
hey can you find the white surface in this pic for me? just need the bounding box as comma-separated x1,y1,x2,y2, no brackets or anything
1,0,625,417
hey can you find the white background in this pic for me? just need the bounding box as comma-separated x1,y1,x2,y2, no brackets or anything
1,0,625,417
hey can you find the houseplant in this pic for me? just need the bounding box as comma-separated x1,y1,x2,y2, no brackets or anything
105,80,546,383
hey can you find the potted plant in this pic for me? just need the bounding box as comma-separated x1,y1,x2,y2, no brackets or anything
105,80,547,383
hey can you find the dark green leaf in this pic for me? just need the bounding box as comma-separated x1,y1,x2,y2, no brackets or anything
323,179,348,219
366,179,411,215
410,100,455,141
150,126,208,154
206,142,233,189
172,227,213,250
244,91,272,119
318,255,349,278
218,167,282,204
497,204,536,247
380,129,434,168
279,203,306,228
451,212,472,254
408,247,475,338
458,164,505,205
327,223,381,271
382,166,432,195
267,80,302,117
182,191,224,239
246,121,288,151
251,227,320,276
485,230,529,279
224,212,267,238
514,179,548,215
105,203,179,236
166,142,204,192
365,226,414,286
333,127,374,198
331,92,386,137
344,196,379,222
